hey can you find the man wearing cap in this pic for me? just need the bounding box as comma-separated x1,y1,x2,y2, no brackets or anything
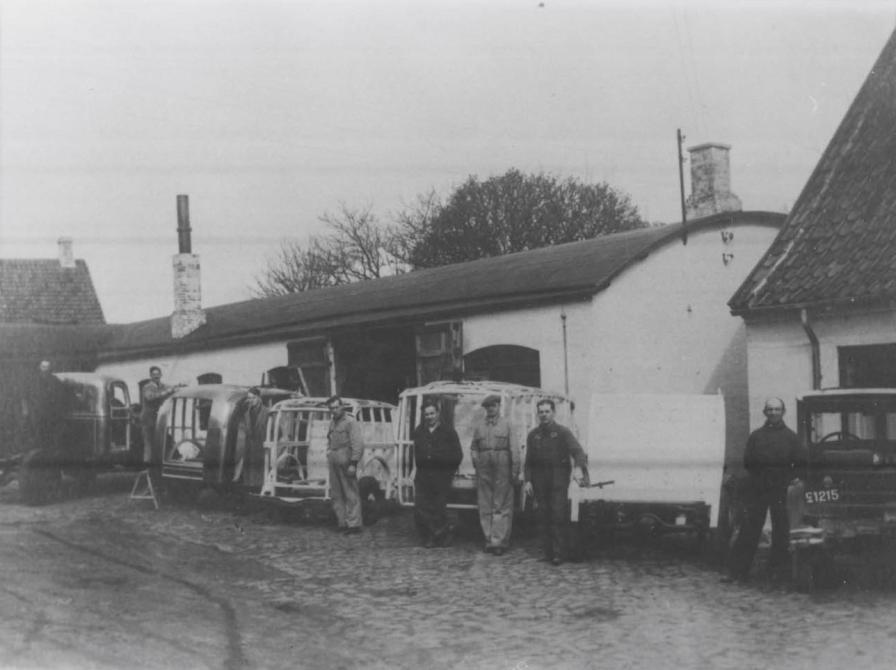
523,399,588,566
471,394,519,555
327,395,365,534
140,366,180,464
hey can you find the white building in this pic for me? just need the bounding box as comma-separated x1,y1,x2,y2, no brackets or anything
97,145,782,467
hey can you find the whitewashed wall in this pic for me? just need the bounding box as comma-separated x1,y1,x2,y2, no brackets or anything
745,307,896,430
95,340,288,401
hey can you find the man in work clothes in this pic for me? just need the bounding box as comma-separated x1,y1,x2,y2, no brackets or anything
412,401,463,548
523,399,588,566
140,366,179,463
472,394,519,555
24,360,70,452
724,397,803,582
327,395,365,534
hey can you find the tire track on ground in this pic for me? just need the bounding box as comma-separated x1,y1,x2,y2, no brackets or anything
31,527,246,670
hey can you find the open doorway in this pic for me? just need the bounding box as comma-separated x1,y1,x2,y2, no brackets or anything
332,327,417,403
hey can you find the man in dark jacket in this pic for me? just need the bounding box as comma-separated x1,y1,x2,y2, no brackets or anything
523,399,588,566
724,397,803,582
24,360,70,451
413,401,463,548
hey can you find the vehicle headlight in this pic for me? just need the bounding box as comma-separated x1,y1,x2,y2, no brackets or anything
823,475,834,488
873,453,882,466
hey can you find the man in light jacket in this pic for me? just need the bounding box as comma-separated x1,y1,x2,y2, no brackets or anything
327,396,365,534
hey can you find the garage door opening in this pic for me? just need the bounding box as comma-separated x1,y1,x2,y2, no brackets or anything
464,345,540,388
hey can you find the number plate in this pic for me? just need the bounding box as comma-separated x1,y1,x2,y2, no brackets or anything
804,489,840,504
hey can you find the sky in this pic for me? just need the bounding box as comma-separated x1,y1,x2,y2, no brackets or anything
1,0,894,323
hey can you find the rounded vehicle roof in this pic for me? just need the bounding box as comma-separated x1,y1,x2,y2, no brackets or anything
171,384,295,401
798,388,896,400
55,372,124,388
269,396,396,411
398,380,568,401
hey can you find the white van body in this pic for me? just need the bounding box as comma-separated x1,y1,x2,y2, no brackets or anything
572,393,726,530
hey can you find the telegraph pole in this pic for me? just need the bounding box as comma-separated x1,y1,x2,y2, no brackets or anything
677,129,688,245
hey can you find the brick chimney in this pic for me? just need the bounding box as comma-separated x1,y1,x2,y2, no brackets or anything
57,237,75,268
171,195,206,339
686,143,742,219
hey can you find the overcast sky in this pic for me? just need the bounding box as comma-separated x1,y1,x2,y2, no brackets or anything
1,0,894,323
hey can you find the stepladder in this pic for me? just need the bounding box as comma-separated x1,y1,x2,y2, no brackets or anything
130,469,159,509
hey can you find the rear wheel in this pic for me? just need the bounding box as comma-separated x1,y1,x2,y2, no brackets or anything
19,450,62,506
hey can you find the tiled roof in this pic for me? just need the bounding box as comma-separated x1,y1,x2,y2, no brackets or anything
730,29,896,315
101,211,782,360
0,323,112,359
0,259,105,324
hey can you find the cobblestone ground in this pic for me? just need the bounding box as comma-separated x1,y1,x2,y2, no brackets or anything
3,475,896,669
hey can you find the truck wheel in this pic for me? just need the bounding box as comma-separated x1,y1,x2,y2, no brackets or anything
19,450,61,506
359,476,384,526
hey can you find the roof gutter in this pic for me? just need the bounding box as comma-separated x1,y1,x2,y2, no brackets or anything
800,308,822,390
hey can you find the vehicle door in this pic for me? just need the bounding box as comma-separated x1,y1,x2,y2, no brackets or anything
106,380,132,455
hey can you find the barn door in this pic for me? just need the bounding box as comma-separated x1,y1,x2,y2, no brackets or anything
415,321,463,386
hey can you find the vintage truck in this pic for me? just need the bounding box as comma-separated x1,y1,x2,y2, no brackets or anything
394,380,574,512
154,387,396,523
1,372,142,505
258,396,398,523
788,388,896,590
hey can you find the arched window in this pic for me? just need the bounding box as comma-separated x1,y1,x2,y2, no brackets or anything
464,345,540,387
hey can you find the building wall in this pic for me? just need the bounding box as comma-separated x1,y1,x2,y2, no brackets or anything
464,221,779,463
96,341,288,400
744,307,896,452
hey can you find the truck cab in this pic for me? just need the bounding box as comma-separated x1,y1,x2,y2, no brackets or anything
795,389,896,538
18,373,138,505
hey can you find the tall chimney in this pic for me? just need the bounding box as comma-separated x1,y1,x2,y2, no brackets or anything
57,237,75,268
171,195,206,339
686,143,742,219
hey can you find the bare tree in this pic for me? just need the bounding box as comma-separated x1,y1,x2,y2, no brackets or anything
253,204,405,297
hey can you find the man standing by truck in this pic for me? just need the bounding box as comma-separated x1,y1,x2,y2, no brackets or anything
472,394,519,555
412,401,463,548
140,366,179,464
327,395,365,534
723,397,803,583
23,360,70,452
523,399,588,566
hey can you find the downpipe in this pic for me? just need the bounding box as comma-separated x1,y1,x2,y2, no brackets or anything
800,308,822,390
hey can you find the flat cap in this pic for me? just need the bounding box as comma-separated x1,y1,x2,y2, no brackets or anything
481,394,502,407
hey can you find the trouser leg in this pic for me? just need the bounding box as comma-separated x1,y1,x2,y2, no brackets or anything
342,468,362,529
431,472,452,541
329,459,347,527
141,425,155,464
550,474,570,561
489,451,514,548
534,471,555,559
728,497,768,578
477,454,496,545
768,492,791,568
415,471,436,541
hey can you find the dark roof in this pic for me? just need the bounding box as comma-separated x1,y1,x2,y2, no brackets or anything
101,211,782,361
0,323,112,360
730,29,896,315
0,259,105,324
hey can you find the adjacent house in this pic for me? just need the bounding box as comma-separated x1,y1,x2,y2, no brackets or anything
730,28,896,430
0,238,108,455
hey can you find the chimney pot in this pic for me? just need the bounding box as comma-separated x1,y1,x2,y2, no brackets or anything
57,237,75,268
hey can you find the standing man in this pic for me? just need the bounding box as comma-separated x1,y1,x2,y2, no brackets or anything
471,394,519,555
523,399,588,566
326,396,365,534
24,360,70,451
724,397,803,583
412,401,463,548
233,387,268,486
140,366,179,464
